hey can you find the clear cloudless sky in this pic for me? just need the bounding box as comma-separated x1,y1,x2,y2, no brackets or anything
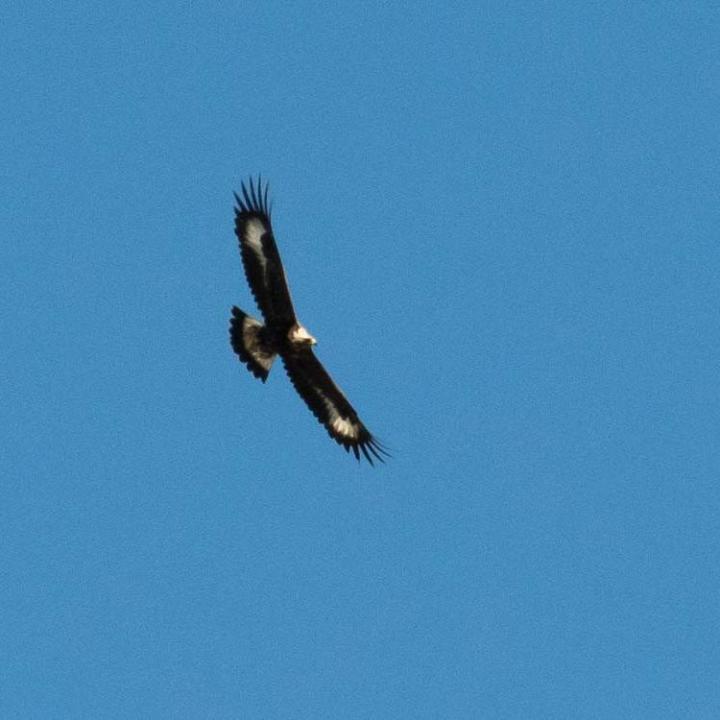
2,2,718,718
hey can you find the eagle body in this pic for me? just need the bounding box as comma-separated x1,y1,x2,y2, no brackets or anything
229,177,387,464
230,309,316,380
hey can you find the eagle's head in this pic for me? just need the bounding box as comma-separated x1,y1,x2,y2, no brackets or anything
289,323,317,347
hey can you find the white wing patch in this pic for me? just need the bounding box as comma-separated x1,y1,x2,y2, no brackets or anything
317,388,360,439
331,415,360,438
244,218,268,272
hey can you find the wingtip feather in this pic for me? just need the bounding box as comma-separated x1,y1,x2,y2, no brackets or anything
235,175,272,218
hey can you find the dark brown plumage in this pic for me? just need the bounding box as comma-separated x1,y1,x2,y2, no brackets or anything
229,177,387,464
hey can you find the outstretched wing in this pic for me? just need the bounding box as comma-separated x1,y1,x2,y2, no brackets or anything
234,177,296,324
282,348,388,465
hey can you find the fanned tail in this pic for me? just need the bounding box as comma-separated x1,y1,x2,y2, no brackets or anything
229,307,277,382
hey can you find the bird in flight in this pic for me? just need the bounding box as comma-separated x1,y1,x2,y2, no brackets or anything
229,177,388,465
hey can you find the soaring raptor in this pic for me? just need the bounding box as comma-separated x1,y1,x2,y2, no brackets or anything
229,177,387,465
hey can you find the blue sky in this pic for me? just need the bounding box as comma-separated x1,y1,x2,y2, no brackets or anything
2,2,719,718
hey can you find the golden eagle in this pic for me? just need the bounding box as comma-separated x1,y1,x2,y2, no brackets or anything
229,177,387,465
